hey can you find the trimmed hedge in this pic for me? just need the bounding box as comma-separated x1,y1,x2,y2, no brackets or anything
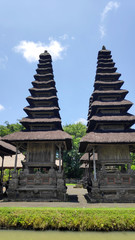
0,207,135,231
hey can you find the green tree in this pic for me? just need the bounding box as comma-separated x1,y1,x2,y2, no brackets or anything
0,121,25,137
63,122,86,179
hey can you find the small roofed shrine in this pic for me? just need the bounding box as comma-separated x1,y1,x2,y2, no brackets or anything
0,138,16,197
3,51,72,201
79,46,135,202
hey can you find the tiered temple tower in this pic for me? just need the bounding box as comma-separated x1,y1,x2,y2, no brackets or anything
3,51,72,201
20,51,62,132
79,46,135,202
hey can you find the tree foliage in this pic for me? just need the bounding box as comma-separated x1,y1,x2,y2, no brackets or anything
63,122,86,179
0,121,24,137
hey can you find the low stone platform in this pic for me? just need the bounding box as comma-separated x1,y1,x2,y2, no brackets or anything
1,186,135,208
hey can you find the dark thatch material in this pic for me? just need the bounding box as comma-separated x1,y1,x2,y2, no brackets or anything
94,80,124,85
32,80,55,85
90,115,135,122
2,131,72,150
79,131,135,152
97,58,113,63
26,96,58,101
29,87,57,92
97,67,117,73
20,118,61,123
24,106,60,112
95,72,121,80
91,100,132,107
0,138,16,156
93,89,128,95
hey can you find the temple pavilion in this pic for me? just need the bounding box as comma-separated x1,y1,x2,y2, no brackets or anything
3,51,72,201
79,46,135,202
0,138,16,197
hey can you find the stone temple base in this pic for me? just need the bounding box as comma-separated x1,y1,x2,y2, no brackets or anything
87,186,135,203
7,169,67,201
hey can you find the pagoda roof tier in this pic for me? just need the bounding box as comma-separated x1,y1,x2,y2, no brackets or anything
36,67,53,74
87,115,135,131
98,48,111,54
79,130,135,152
97,62,115,68
95,72,121,81
20,118,62,129
98,54,112,59
26,95,58,102
24,106,60,113
20,117,61,124
91,100,132,108
34,73,54,81
94,80,124,90
29,87,57,94
32,80,55,88
97,58,113,63
89,115,135,122
96,67,117,73
92,89,128,100
39,58,52,64
38,62,52,68
39,51,52,60
2,131,72,150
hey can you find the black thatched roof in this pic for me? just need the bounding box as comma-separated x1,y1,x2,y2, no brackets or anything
93,89,128,95
24,106,60,112
96,67,117,73
2,131,72,150
95,72,121,80
29,87,57,92
91,100,132,108
26,96,58,101
79,131,135,152
20,118,61,123
0,138,16,156
90,115,135,122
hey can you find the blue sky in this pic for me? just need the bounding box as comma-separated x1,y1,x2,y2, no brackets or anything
0,0,135,126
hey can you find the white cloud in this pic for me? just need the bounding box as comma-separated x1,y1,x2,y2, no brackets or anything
14,39,66,63
75,118,87,125
99,1,120,39
101,1,120,22
0,104,4,111
59,34,69,40
99,25,106,39
59,34,75,41
0,56,8,69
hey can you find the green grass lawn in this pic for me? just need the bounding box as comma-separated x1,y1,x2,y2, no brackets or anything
0,207,135,231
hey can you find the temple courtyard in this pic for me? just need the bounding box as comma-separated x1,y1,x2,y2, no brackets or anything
1,185,135,208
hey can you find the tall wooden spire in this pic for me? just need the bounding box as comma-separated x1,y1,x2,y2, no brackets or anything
20,51,62,131
79,47,135,203
87,46,135,133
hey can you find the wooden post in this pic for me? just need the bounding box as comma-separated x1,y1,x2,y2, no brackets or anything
14,145,18,171
88,152,91,178
1,156,4,184
93,147,97,181
58,145,62,172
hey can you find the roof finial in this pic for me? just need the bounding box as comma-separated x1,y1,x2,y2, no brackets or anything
102,45,106,50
